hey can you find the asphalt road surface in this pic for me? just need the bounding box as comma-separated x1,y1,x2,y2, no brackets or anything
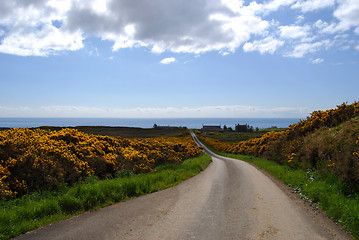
15,132,351,240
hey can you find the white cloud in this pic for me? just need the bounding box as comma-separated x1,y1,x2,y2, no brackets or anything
0,105,309,118
311,58,324,64
295,15,305,24
333,0,359,31
355,45,359,51
0,0,357,59
279,25,310,39
0,0,83,56
245,0,297,15
262,0,297,13
0,27,83,56
0,0,271,56
291,0,335,12
313,0,359,34
208,12,269,53
160,57,176,64
90,0,110,15
314,19,344,35
221,0,243,14
287,40,331,58
314,19,329,31
243,37,284,54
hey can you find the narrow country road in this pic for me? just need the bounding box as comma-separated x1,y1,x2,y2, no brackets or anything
15,132,351,240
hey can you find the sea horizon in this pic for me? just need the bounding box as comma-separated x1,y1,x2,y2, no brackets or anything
0,117,302,129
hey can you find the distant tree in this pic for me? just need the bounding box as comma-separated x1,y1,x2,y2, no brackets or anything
223,125,227,131
256,127,259,132
248,124,254,132
153,124,158,129
228,127,233,131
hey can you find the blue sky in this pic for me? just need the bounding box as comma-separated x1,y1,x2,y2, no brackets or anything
0,0,358,118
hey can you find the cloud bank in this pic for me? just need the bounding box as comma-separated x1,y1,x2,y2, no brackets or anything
0,0,358,59
0,105,309,118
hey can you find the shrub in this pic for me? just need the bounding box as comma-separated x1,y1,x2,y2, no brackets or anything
199,102,359,193
0,128,202,199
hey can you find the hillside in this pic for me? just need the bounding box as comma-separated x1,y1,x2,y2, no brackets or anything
200,102,359,192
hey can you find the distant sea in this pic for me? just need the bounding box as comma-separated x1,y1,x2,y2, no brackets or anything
0,118,302,129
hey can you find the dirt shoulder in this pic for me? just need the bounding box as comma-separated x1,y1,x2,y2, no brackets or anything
249,162,353,240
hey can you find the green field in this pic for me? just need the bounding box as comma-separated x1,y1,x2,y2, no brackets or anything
0,126,189,138
200,128,286,142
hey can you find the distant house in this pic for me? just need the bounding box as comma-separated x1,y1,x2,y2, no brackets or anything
235,124,254,132
201,125,222,131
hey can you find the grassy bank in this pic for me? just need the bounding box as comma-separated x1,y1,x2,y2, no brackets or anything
211,149,358,239
198,103,359,193
0,154,211,240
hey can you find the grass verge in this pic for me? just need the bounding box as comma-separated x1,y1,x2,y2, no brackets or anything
207,146,358,239
0,154,211,240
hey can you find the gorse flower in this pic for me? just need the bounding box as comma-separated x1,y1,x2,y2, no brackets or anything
0,128,202,199
200,101,359,188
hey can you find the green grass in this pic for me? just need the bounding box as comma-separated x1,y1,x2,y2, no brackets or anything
203,128,286,142
212,150,359,239
0,154,211,240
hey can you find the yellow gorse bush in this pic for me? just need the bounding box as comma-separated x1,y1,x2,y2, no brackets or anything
200,102,359,188
0,128,202,199
200,131,286,158
354,137,359,159
287,102,359,138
